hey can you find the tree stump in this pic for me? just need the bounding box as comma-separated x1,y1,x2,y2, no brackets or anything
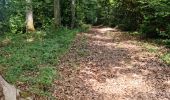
0,75,19,100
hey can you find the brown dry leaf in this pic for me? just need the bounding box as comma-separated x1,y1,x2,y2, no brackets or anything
54,27,170,100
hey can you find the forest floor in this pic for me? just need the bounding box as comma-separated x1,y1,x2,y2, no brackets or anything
54,27,170,100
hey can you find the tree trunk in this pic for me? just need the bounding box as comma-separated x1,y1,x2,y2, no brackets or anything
71,0,76,28
0,75,19,100
54,0,61,27
26,0,35,32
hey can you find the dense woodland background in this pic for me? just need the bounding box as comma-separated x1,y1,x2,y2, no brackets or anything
0,0,170,98
0,0,170,37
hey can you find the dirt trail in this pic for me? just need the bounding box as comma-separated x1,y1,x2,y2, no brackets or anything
54,27,170,100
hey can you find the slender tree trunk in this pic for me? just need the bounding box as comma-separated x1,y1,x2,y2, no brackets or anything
26,0,35,32
54,0,61,27
71,0,76,28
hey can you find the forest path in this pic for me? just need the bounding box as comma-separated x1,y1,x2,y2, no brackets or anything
54,27,170,100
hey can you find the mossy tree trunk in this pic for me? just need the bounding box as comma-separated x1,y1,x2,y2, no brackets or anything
71,0,76,28
26,0,35,32
54,0,61,28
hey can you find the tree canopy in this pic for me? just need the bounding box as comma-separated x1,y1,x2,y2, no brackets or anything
0,0,169,37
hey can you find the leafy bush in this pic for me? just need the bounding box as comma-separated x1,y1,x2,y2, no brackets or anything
79,24,91,32
140,18,158,38
112,0,170,38
113,0,143,31
9,15,25,34
139,0,170,38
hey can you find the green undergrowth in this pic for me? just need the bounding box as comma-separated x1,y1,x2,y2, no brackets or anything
153,39,170,65
141,40,170,65
161,53,170,65
0,27,78,97
146,39,170,65
128,32,170,65
154,39,170,48
142,43,159,53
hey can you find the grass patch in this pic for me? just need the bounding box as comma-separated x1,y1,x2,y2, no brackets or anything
0,27,78,97
161,53,170,65
142,43,159,53
129,31,141,36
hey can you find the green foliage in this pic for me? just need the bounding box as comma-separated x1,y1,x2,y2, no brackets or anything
9,15,25,34
143,43,159,52
140,19,158,37
0,0,170,36
139,0,170,37
79,24,91,32
33,0,53,29
161,53,170,64
37,67,56,86
113,0,143,31
0,0,25,33
0,28,78,96
60,0,72,26
110,0,170,38
166,24,170,37
154,39,170,48
0,0,8,33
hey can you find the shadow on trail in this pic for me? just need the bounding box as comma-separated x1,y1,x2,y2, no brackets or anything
54,27,170,100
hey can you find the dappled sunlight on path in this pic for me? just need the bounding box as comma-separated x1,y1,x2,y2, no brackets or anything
54,27,170,100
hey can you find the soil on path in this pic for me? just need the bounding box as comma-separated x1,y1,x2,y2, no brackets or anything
54,27,170,100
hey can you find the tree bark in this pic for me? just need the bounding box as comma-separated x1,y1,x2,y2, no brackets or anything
71,0,76,28
54,0,61,27
0,75,19,100
26,0,35,32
